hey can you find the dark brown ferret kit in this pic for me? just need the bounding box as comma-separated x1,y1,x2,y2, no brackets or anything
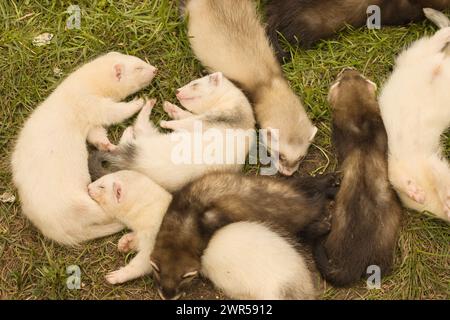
266,0,450,60
313,69,402,287
150,172,337,299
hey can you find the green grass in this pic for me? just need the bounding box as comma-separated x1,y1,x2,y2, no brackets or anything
0,0,448,300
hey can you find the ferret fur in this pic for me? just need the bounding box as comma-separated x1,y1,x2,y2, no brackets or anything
379,26,450,222
183,0,317,176
266,0,450,60
89,72,256,192
201,221,317,300
150,171,337,299
11,52,157,245
87,170,172,284
314,69,402,287
424,7,450,28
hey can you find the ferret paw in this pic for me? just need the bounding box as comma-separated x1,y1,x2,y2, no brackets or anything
163,101,183,120
126,97,148,113
105,268,131,285
99,142,118,152
406,180,426,204
119,126,135,145
137,99,156,119
117,232,137,253
144,98,157,110
160,120,173,130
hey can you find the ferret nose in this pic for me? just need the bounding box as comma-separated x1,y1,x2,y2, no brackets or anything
161,288,176,300
175,89,180,95
152,67,158,75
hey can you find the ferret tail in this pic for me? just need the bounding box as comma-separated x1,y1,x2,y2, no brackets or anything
56,222,125,246
313,243,362,287
88,143,136,181
61,201,125,246
424,8,450,29
44,217,124,246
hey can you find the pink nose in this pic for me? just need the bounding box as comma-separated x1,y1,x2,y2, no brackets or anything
152,67,158,75
175,89,180,95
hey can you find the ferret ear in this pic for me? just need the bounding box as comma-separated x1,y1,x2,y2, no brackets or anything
209,72,223,86
113,181,123,203
366,79,378,94
113,64,124,81
149,259,160,273
309,126,318,142
182,270,198,279
328,81,340,103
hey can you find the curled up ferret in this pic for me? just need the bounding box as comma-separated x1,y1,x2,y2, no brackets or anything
183,0,317,175
88,170,172,284
89,72,256,192
149,171,337,299
379,24,450,222
200,221,317,300
314,69,402,287
11,52,157,245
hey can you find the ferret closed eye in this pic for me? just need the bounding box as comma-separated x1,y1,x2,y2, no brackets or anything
313,68,402,287
89,72,256,192
88,170,172,284
151,171,337,299
11,52,157,245
183,0,316,176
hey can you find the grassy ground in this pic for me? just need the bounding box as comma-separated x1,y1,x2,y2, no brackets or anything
0,0,448,300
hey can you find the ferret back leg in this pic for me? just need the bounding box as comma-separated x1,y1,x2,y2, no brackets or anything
105,234,154,284
392,172,426,204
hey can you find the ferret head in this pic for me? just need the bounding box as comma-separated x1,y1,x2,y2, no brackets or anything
86,52,157,100
150,213,202,300
258,78,318,176
150,250,200,300
87,170,147,213
265,124,317,176
328,68,378,115
175,72,230,114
